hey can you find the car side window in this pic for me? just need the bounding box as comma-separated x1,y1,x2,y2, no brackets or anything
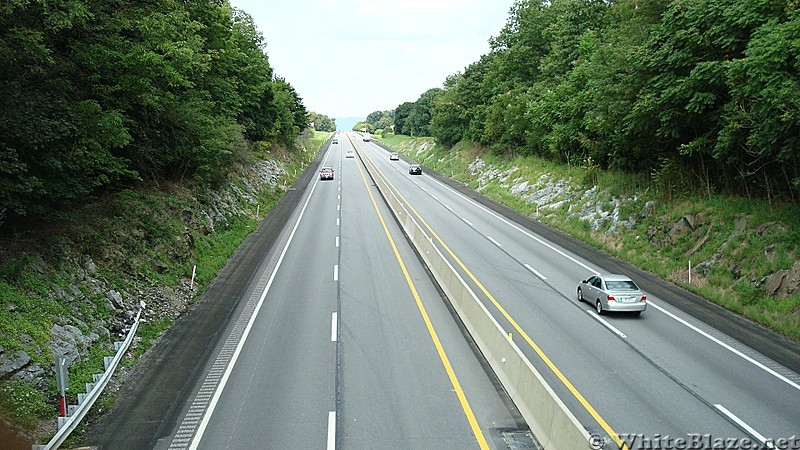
593,278,602,289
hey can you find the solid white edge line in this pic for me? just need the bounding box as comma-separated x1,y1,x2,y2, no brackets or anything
523,263,548,281
189,164,324,450
327,411,336,450
649,301,800,391
585,310,627,339
331,312,337,342
333,265,339,281
714,404,775,448
432,172,800,391
486,236,502,248
436,180,598,274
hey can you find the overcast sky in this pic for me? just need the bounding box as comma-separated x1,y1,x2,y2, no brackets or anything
229,0,516,119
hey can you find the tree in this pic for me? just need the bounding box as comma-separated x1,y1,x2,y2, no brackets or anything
308,112,336,132
0,0,312,222
393,102,414,135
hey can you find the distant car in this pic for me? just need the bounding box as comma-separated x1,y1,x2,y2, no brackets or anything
577,274,646,316
408,164,422,175
346,150,354,158
389,152,400,160
332,139,338,144
319,166,334,180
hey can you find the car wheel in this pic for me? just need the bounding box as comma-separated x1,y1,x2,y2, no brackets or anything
577,288,584,303
596,300,605,315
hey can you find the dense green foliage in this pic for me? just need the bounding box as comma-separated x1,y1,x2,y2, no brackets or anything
352,110,394,135
381,134,800,340
0,0,308,222
396,0,800,202
0,130,328,434
393,88,442,137
308,111,336,132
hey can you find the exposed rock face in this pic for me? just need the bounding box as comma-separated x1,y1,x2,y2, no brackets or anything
50,324,99,367
0,348,32,379
0,157,287,395
465,155,797,301
763,262,800,297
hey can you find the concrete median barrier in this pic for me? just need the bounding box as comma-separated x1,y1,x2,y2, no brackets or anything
354,139,591,450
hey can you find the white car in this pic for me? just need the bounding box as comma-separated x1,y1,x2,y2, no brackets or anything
346,150,354,158
389,152,400,161
577,274,646,316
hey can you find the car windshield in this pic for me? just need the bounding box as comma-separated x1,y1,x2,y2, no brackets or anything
605,280,639,291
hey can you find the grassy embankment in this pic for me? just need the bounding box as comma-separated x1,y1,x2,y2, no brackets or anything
378,134,800,342
0,131,330,436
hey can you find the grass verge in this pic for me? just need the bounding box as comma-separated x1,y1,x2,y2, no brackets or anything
378,135,800,341
0,131,330,438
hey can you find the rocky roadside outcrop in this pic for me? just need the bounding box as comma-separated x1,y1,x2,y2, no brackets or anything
464,155,800,299
0,158,288,394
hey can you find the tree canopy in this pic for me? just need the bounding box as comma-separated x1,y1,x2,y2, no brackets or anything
404,0,800,201
1,0,308,221
308,111,336,132
354,110,394,134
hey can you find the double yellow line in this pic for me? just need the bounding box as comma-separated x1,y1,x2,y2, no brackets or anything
355,139,628,450
347,134,489,449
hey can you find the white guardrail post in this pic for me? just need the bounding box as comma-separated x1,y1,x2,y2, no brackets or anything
33,306,144,450
353,138,591,450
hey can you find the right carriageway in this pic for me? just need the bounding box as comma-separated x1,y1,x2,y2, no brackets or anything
353,133,800,449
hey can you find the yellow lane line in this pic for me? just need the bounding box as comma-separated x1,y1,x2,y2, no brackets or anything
348,134,489,450
359,143,628,450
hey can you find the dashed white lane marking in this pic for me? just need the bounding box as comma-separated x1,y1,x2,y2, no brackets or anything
523,264,548,281
327,411,336,450
335,236,339,248
333,265,339,281
461,217,473,226
331,313,337,342
714,404,774,449
486,236,502,248
585,310,628,339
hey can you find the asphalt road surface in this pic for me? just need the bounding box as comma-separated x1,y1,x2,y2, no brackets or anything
355,134,800,449
140,134,528,449
83,131,800,450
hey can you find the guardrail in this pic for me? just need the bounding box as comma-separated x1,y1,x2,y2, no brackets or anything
34,307,144,450
353,137,591,450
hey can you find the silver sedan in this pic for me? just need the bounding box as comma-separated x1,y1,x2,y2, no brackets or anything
577,274,647,316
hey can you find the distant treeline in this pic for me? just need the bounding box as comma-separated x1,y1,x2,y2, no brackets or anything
308,112,336,132
384,0,800,202
1,0,308,221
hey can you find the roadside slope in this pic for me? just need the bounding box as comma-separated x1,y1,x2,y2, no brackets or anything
378,135,800,368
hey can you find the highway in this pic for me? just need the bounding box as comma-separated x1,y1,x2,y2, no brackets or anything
89,131,800,450
353,134,800,449
155,134,528,449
